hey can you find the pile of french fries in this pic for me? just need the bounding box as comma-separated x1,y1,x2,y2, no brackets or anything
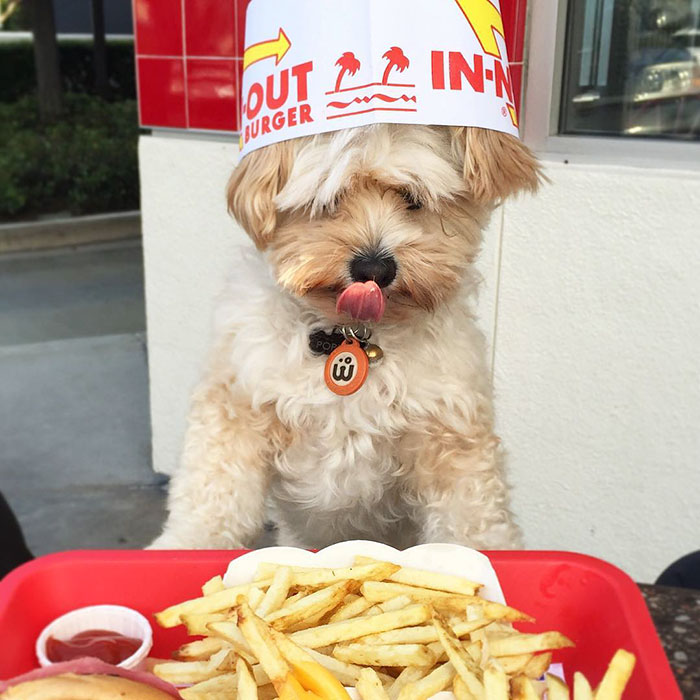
153,556,636,700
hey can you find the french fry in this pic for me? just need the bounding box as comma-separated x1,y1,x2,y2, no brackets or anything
258,684,280,700
282,591,308,609
363,605,384,617
377,595,413,613
329,595,375,623
333,642,437,668
510,675,539,700
254,562,400,589
175,665,273,694
396,662,456,700
522,652,552,679
267,626,352,700
266,581,354,631
388,667,426,700
257,566,294,617
304,648,391,687
238,657,260,700
182,610,234,636
595,649,636,700
290,604,432,649
173,636,229,661
434,597,531,622
181,677,277,700
288,607,332,633
153,648,237,685
452,675,474,700
179,673,238,700
202,574,225,596
494,654,533,675
488,631,574,657
354,556,482,595
465,640,483,665
156,579,273,628
431,610,484,700
573,672,594,699
236,602,290,690
361,582,532,622
278,673,308,700
207,620,257,664
545,673,570,700
355,667,391,700
482,666,509,700
360,618,490,646
248,586,267,611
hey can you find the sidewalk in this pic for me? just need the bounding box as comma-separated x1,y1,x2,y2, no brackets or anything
0,241,166,556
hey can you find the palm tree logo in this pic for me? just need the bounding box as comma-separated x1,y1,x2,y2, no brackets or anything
334,52,361,92
381,47,410,85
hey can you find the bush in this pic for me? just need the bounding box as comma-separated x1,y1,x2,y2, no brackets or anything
0,94,139,221
0,39,136,102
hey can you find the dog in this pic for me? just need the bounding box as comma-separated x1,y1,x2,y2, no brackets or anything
151,123,539,551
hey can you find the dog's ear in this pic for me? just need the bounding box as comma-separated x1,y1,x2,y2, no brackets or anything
451,127,541,204
226,141,294,250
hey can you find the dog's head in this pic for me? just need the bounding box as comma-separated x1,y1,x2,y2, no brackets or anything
227,125,539,324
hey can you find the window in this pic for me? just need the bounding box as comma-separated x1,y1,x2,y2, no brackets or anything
560,0,700,140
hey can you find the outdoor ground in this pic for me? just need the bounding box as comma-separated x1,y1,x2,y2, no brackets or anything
0,239,167,556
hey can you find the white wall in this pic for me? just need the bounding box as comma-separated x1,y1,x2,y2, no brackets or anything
139,134,251,480
139,132,700,582
495,162,700,581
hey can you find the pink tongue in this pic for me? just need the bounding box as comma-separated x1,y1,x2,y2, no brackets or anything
336,281,386,322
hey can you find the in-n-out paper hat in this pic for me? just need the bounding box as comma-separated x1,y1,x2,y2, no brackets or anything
240,0,519,155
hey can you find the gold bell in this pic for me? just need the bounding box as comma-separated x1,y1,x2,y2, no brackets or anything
365,343,384,364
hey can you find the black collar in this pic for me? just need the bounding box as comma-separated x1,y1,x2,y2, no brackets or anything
309,326,373,356
308,329,346,356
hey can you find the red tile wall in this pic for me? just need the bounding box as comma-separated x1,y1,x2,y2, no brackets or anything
133,0,527,132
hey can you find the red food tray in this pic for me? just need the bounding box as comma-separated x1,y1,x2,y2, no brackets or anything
0,550,680,698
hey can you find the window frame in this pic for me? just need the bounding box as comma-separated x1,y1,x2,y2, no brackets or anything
521,0,700,169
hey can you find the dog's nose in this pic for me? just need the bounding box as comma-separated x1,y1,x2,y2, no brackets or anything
350,253,397,288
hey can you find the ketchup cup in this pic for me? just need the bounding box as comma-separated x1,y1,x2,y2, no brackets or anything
35,604,153,670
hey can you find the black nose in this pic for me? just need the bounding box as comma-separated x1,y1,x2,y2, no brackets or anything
350,253,397,288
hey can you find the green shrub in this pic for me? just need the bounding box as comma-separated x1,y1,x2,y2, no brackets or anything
0,94,139,221
0,39,136,102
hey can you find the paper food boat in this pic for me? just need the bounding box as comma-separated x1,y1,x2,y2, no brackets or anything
223,540,510,699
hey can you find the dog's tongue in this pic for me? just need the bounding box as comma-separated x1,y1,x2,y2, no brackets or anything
336,281,385,322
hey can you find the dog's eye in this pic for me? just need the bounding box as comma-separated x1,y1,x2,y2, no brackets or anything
400,190,423,211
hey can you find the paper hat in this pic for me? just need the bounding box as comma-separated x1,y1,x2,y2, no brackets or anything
240,0,519,156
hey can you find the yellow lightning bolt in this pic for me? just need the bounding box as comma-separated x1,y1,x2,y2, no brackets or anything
243,28,291,71
453,0,505,59
507,103,518,127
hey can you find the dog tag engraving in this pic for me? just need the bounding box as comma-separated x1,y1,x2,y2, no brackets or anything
324,338,369,395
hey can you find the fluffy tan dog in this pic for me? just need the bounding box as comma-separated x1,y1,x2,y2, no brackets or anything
152,124,539,550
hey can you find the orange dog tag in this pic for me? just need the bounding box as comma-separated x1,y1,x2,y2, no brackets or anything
324,338,369,395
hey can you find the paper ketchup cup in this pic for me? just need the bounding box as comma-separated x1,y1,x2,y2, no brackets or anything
35,604,153,670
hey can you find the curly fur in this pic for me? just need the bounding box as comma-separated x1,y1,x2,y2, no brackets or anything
152,124,540,551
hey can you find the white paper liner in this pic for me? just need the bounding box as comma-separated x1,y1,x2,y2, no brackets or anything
223,541,505,604
35,604,153,670
223,541,511,699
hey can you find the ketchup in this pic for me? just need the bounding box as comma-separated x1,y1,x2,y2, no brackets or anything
46,629,141,664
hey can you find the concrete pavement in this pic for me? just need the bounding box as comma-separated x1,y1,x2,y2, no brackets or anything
0,241,166,557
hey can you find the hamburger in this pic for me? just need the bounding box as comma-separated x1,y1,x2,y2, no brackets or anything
0,658,180,699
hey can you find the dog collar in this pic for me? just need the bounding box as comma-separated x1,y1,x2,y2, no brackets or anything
309,325,384,395
308,328,348,356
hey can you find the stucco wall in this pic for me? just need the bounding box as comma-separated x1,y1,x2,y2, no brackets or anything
140,134,250,483
139,132,700,582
